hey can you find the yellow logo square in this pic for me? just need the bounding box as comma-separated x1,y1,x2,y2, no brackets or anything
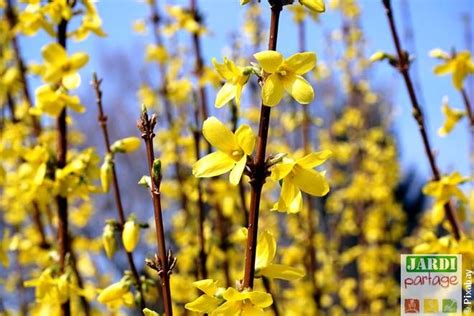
424,299,439,313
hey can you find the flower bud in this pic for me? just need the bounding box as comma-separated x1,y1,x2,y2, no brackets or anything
98,281,129,304
299,0,325,13
429,48,450,60
111,137,141,154
122,219,140,252
100,154,113,192
152,159,162,187
102,224,116,258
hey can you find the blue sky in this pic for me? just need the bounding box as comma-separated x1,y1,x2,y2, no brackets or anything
19,0,474,181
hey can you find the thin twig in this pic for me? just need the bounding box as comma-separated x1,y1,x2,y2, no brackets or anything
56,13,71,316
138,110,174,316
382,0,462,240
92,74,146,313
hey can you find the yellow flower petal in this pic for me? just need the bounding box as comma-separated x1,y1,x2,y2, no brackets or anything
193,151,235,178
433,62,454,75
42,43,67,64
259,263,305,280
212,57,234,81
284,52,317,75
62,73,81,90
202,116,237,153
215,82,237,108
262,73,284,106
296,150,332,168
431,202,445,225
229,156,246,185
185,294,220,313
282,74,314,104
271,160,295,181
70,52,89,69
235,124,256,155
452,65,466,90
275,178,303,214
192,279,219,296
293,168,329,196
255,230,276,271
247,291,273,308
254,50,283,73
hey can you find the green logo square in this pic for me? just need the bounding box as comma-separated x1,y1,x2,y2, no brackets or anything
442,299,457,312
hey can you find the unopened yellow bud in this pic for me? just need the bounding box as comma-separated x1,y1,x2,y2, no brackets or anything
429,48,450,60
111,137,141,154
98,281,129,304
102,224,116,258
299,0,326,12
100,155,113,192
122,220,140,252
369,51,387,62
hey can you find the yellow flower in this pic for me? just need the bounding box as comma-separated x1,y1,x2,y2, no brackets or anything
122,219,140,252
24,269,82,306
41,43,89,89
271,150,331,213
97,280,134,308
138,84,158,108
212,57,251,108
193,117,256,185
145,44,169,64
72,0,107,41
299,0,326,13
185,279,223,313
254,50,316,106
166,78,192,105
32,84,85,117
110,137,141,153
43,0,72,24
253,229,305,280
432,50,474,90
164,5,204,35
423,172,468,207
438,97,465,136
213,288,273,315
17,6,55,36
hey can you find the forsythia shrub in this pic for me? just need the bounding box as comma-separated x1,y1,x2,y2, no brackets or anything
0,0,472,315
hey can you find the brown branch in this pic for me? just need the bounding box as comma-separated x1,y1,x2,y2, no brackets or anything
137,110,173,316
189,0,210,279
148,0,190,224
56,15,71,316
92,74,146,313
190,0,209,123
382,0,462,240
243,0,282,289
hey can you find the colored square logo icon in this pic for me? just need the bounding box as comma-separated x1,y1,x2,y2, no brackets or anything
404,299,420,313
424,299,439,313
442,299,457,312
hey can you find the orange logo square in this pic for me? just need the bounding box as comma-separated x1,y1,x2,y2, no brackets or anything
405,299,420,313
